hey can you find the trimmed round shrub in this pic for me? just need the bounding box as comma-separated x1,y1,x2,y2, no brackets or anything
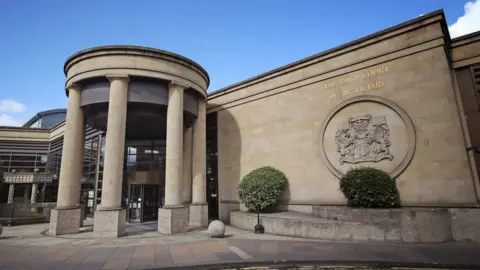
339,167,400,208
237,166,287,212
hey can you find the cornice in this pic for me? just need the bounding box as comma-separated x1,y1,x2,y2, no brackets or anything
64,45,210,88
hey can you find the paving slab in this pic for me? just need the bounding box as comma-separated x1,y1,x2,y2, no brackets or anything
0,220,479,269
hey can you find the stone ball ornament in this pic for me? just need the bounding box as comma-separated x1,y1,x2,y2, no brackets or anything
207,220,226,238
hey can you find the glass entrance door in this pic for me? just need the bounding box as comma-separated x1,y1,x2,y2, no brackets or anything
142,184,158,222
128,184,142,222
127,184,158,223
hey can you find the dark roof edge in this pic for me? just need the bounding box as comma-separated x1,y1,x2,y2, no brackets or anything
451,30,480,43
22,109,67,127
0,126,49,132
63,45,210,87
207,9,446,97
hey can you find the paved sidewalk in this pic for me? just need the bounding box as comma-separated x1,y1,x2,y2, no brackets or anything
0,221,479,269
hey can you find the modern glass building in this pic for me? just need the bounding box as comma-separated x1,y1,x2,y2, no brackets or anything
0,110,66,205
0,112,219,223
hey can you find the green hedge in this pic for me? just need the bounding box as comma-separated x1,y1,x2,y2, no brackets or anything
237,166,286,211
339,167,400,208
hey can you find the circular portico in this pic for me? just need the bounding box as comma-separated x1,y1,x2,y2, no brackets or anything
49,46,209,237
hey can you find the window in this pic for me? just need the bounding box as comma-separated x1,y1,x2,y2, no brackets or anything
29,119,42,128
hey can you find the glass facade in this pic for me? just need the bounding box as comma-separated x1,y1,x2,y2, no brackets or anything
81,135,102,215
0,151,50,203
124,139,167,222
1,152,48,173
1,116,219,222
46,148,62,202
27,112,67,129
124,140,166,173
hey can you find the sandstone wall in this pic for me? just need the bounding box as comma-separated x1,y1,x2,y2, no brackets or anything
207,12,479,222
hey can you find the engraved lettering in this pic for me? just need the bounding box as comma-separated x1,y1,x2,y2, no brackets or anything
340,80,385,97
364,66,388,77
322,65,389,91
324,81,336,89
340,74,361,85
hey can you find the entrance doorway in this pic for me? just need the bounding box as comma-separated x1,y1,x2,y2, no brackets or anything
127,184,159,223
123,139,166,223
206,112,219,220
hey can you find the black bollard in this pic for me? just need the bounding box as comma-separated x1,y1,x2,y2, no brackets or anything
254,206,264,234
7,204,15,227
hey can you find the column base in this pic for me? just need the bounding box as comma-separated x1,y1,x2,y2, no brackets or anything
49,207,81,236
158,205,189,234
93,209,126,238
189,203,209,227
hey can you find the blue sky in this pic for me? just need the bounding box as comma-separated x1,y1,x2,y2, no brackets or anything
0,0,479,126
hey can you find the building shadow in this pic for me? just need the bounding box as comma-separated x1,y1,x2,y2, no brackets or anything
214,105,292,218
210,106,241,224
277,177,292,212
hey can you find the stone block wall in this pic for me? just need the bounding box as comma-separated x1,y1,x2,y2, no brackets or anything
210,12,479,223
0,202,56,221
449,208,480,242
230,207,480,243
313,206,455,243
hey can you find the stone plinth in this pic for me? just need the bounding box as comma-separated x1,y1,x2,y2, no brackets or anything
230,207,480,243
49,207,81,236
450,208,480,242
158,206,189,234
93,209,126,238
189,203,208,227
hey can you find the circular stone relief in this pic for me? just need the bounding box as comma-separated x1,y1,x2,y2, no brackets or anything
320,95,416,178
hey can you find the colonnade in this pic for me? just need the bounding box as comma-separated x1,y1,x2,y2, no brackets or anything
49,75,208,237
6,183,40,204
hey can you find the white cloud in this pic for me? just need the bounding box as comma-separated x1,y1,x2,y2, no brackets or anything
0,113,22,126
0,100,27,126
0,99,26,113
449,0,480,38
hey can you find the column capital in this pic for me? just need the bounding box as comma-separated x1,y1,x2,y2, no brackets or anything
66,84,82,96
106,74,130,83
169,81,188,90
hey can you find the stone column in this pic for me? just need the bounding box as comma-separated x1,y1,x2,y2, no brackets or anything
40,183,46,203
158,82,189,234
94,75,129,238
31,183,38,203
190,98,208,227
183,126,193,204
7,184,14,203
49,85,84,236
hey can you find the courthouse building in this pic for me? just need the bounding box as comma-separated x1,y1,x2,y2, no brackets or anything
1,10,480,237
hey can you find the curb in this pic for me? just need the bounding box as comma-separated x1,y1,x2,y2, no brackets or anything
147,260,480,270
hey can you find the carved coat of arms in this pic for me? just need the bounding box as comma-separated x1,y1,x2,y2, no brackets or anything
335,114,393,164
